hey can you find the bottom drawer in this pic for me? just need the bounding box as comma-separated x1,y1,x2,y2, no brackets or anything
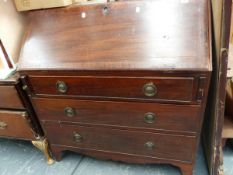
44,122,196,162
0,111,34,140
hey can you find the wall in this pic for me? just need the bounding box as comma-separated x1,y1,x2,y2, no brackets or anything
228,3,233,77
0,0,27,64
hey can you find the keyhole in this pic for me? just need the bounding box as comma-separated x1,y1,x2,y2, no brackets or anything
103,6,109,15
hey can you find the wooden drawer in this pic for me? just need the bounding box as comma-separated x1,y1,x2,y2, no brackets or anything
33,97,201,134
0,86,24,109
0,111,34,139
44,122,195,162
28,76,196,103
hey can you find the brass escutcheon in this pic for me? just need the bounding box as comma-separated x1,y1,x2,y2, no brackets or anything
56,81,67,93
143,82,157,97
73,132,83,143
145,141,155,150
103,6,109,15
64,107,76,117
0,122,7,130
144,112,156,124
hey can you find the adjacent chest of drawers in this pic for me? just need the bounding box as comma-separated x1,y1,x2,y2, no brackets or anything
0,75,35,140
18,1,212,175
0,74,54,164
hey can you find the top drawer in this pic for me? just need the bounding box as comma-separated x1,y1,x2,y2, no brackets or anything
28,76,197,103
0,86,24,109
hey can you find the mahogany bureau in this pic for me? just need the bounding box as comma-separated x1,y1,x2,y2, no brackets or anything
18,1,211,175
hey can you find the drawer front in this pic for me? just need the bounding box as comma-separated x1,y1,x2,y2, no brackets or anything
33,98,201,134
0,111,34,139
29,76,195,103
44,123,195,162
0,86,24,109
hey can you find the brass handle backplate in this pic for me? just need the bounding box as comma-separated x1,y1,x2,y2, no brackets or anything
64,107,76,117
143,82,157,97
144,112,156,124
73,132,83,143
56,81,67,93
0,122,7,130
145,141,155,150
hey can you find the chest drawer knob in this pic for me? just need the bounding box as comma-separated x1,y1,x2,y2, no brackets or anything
64,107,76,117
143,82,157,97
56,81,68,93
73,132,83,143
145,141,155,150
144,112,156,124
0,122,7,130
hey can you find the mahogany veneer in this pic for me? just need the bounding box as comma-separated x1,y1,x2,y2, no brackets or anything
28,76,195,103
0,85,24,109
44,122,196,162
33,97,201,134
0,75,35,140
0,111,34,139
18,1,212,174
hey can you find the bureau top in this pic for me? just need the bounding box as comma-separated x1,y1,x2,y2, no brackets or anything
18,0,211,72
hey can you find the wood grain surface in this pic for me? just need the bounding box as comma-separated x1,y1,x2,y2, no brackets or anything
28,75,196,103
0,111,34,139
18,0,211,72
33,97,201,134
44,122,196,162
0,85,24,109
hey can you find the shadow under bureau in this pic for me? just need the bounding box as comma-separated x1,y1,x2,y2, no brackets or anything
17,1,212,175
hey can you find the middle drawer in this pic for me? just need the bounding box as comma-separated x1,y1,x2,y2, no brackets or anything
32,97,201,134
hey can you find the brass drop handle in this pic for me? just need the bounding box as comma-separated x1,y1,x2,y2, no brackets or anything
145,141,155,150
144,112,156,124
0,122,7,130
143,82,157,97
56,81,68,93
64,107,76,117
73,132,83,143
